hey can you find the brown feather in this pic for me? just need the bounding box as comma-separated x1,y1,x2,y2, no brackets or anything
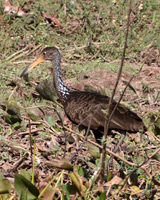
64,91,145,132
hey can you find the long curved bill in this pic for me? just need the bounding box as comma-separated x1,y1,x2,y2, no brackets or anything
20,56,45,77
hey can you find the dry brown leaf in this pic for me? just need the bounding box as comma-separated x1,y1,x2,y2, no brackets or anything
42,11,60,29
4,0,26,16
104,175,123,187
2,162,12,171
36,143,49,152
129,132,140,142
40,186,57,200
45,159,73,170
64,117,73,128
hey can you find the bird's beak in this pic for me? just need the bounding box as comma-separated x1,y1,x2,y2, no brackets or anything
20,56,45,77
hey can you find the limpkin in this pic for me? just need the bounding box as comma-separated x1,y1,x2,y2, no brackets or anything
21,47,145,141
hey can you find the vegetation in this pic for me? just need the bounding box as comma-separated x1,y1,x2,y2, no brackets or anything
0,0,160,199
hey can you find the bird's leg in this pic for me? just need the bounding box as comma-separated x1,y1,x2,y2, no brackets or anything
63,129,67,158
75,115,91,129
70,118,92,162
92,130,103,144
107,131,126,173
63,115,91,149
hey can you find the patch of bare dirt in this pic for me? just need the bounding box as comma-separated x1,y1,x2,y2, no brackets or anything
141,46,160,67
65,65,160,113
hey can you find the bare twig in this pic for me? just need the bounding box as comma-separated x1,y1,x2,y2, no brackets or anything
27,44,43,56
107,131,126,172
63,125,136,166
69,118,92,162
98,0,132,182
11,156,27,172
9,44,43,62
106,73,139,171
7,46,28,61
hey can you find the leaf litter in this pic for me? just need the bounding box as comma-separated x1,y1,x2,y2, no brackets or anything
0,0,160,198
1,60,160,198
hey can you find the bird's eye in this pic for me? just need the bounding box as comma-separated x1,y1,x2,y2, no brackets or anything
43,51,46,55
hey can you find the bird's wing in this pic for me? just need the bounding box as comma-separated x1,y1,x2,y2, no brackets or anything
64,91,144,132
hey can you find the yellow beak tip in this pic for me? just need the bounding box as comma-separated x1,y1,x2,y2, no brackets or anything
20,56,45,77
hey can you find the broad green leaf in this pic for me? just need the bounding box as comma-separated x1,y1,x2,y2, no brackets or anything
20,169,31,181
131,185,141,193
20,188,28,200
87,143,100,158
36,79,57,101
45,116,55,127
106,171,113,182
0,179,11,194
144,113,160,136
62,185,79,200
5,114,21,125
99,191,106,200
70,168,86,198
0,174,3,182
62,185,71,200
74,165,85,177
69,172,81,192
28,113,41,121
14,174,39,200
158,42,160,52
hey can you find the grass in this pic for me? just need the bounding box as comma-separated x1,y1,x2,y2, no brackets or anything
0,0,160,199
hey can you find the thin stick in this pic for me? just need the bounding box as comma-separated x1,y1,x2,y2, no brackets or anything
98,0,132,182
27,44,43,56
9,44,42,62
106,75,136,171
10,50,29,62
70,118,92,162
7,46,28,61
63,125,136,166
108,73,135,128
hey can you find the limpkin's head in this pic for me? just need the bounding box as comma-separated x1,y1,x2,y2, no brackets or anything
20,47,60,77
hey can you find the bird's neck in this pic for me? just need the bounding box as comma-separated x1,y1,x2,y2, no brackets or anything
52,57,72,103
